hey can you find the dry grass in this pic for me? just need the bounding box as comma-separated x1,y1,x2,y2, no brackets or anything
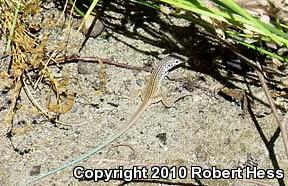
0,0,76,133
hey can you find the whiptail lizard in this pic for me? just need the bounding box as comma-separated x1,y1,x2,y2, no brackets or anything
29,53,188,183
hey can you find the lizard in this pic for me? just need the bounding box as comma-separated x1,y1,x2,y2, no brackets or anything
29,53,188,183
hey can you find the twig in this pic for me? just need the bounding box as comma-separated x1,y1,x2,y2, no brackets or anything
27,54,152,72
216,36,288,160
34,50,58,89
255,70,281,124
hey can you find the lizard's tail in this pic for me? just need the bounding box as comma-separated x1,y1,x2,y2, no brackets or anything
28,101,150,184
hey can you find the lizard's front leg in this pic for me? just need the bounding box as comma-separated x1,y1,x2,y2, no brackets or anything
155,93,192,108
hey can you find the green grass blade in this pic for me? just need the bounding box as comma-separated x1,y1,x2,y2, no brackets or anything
77,0,100,31
5,0,21,53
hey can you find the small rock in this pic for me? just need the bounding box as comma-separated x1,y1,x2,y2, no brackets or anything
30,165,41,176
80,14,104,38
156,132,167,145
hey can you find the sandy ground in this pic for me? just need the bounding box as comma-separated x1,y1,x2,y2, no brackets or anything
0,1,287,186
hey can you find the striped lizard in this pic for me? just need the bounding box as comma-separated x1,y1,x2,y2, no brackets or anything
29,53,188,183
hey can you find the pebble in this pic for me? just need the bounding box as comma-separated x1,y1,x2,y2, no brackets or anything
80,14,105,38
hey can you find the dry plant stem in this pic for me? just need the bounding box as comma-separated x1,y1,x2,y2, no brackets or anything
55,0,68,27
216,36,288,159
50,55,151,72
34,50,58,89
22,75,82,127
25,55,151,73
71,55,151,72
256,70,281,124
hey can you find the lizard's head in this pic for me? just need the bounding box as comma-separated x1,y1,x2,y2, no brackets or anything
161,53,188,72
